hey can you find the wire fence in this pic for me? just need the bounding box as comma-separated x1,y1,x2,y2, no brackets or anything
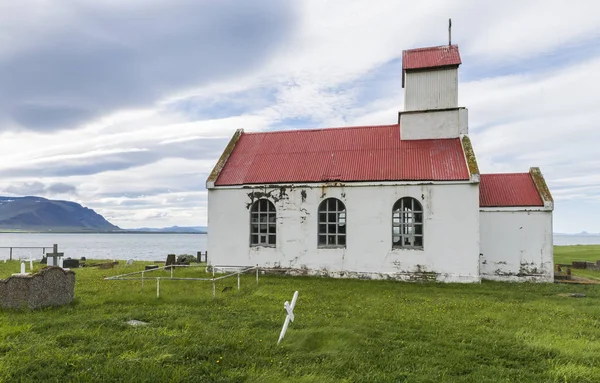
0,246,53,261
104,264,260,298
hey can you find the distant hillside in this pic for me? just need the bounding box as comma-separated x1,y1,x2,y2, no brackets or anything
0,196,120,232
128,226,207,233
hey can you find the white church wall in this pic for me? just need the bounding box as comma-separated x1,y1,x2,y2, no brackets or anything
207,182,481,283
479,209,553,282
404,67,458,111
400,107,468,140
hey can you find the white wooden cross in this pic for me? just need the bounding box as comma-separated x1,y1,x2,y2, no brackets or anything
277,291,299,345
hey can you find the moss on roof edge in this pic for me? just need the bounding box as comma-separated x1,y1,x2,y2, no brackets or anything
206,129,244,188
529,167,554,204
461,135,480,177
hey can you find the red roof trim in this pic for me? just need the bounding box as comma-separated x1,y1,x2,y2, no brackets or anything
402,44,462,87
402,44,462,71
479,173,544,207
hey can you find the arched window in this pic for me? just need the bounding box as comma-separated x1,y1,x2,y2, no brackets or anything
392,197,423,248
250,199,276,247
318,198,346,248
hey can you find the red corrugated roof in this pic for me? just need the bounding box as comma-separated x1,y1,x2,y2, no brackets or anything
480,173,544,207
214,125,470,186
402,44,461,71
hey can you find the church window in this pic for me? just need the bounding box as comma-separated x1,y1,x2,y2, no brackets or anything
250,199,276,247
392,197,423,249
318,198,346,248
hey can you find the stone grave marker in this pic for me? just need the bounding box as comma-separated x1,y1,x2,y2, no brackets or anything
165,254,176,268
46,244,64,268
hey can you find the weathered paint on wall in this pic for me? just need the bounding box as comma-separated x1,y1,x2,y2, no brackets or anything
479,209,553,282
400,107,468,140
207,182,481,282
404,67,458,111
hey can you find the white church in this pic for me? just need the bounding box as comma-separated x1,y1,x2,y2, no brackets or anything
205,43,554,283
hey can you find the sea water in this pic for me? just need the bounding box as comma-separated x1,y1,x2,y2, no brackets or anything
0,232,597,262
0,233,206,262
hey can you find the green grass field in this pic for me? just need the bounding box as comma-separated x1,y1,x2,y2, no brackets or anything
1,246,600,382
555,245,600,280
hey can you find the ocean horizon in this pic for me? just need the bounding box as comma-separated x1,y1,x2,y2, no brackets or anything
0,232,597,262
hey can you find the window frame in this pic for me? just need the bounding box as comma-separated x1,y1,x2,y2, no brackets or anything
317,197,347,249
392,197,424,250
249,198,277,247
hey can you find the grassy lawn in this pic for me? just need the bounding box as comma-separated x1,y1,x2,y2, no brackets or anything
0,246,599,382
555,245,600,280
555,245,600,264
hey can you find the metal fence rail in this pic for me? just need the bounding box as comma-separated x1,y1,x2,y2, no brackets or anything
0,246,53,261
105,264,259,298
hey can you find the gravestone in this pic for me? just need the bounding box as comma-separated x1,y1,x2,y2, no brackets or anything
165,254,176,268
0,267,75,310
46,244,64,267
63,258,80,268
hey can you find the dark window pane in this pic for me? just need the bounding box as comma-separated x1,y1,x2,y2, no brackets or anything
415,236,423,247
415,224,423,235
319,224,327,234
251,235,258,244
328,235,336,245
328,224,337,234
250,224,258,234
338,235,346,246
338,224,346,234
259,224,267,233
268,224,276,234
268,235,276,245
328,213,337,223
327,199,336,210
319,213,327,223
318,235,327,245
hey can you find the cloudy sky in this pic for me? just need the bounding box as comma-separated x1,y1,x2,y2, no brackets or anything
1,0,598,233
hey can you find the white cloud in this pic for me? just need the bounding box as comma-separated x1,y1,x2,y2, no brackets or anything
0,0,598,232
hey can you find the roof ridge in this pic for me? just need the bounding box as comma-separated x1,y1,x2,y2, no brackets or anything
480,172,531,176
242,124,398,135
403,44,458,53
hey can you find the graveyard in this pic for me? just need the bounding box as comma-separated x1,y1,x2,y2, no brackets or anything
0,245,599,382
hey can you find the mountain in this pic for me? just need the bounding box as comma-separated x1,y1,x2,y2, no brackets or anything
0,196,120,232
127,225,207,233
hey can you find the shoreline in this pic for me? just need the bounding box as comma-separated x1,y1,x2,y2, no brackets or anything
0,231,206,234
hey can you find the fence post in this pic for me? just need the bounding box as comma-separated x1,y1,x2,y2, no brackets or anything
256,265,259,284
9,247,12,261
237,273,240,291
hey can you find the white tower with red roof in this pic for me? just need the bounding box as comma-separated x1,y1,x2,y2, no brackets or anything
399,44,468,140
